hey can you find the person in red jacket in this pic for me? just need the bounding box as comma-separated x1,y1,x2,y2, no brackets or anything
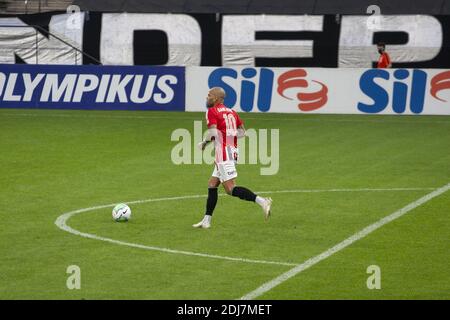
377,42,392,68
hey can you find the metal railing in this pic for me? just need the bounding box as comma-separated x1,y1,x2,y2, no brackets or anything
0,24,101,65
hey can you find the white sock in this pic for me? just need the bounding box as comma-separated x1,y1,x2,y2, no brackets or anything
255,196,266,207
204,215,212,223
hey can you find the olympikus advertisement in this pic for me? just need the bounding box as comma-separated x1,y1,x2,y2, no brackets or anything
0,64,185,110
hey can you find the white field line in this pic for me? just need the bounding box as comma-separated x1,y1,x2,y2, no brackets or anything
256,188,436,194
2,112,450,124
55,194,296,267
239,183,450,300
245,117,450,124
55,187,436,268
0,112,198,121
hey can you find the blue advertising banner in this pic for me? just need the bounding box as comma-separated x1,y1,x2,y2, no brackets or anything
0,64,185,111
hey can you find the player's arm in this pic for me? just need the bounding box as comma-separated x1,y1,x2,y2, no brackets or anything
234,112,245,138
237,124,246,138
198,124,217,150
198,109,218,150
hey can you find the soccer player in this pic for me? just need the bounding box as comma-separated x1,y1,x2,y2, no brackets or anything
377,42,392,68
193,87,272,229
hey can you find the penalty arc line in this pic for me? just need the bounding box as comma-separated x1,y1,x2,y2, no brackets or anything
239,182,450,300
55,194,296,267
55,187,436,268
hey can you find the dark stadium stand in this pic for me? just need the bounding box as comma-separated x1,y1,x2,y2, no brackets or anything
0,0,73,14
72,0,450,14
1,0,450,15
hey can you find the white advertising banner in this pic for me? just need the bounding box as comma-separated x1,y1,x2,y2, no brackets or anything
186,67,450,115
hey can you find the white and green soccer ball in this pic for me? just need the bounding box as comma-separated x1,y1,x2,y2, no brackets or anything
112,203,131,222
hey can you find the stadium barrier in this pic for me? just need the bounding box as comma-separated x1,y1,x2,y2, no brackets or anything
1,13,450,68
0,64,449,115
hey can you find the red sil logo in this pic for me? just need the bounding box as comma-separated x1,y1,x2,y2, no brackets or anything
277,69,328,111
430,70,450,102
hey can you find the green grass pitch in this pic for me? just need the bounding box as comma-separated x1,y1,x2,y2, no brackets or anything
0,108,449,299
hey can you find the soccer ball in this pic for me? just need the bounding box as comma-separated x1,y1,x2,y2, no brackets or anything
112,203,131,222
